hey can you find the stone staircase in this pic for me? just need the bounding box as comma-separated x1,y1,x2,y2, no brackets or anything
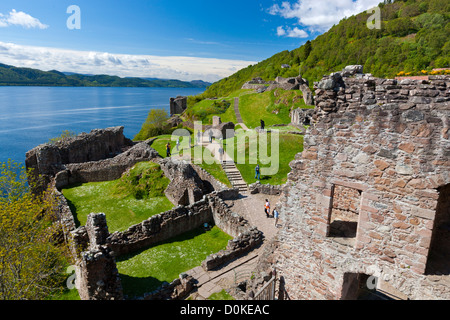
221,160,248,194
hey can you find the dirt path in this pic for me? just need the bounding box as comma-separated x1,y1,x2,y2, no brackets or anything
234,97,249,131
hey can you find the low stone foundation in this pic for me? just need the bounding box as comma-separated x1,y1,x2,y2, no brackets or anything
248,182,285,196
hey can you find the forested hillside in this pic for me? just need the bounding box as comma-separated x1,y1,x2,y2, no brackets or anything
201,0,449,98
0,63,211,88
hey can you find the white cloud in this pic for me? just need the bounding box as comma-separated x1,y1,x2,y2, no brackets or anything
269,0,382,32
0,9,48,29
277,26,309,38
277,26,287,36
0,42,256,82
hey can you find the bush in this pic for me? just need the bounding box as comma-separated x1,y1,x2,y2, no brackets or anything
134,109,171,141
113,162,169,200
48,130,77,144
0,160,70,300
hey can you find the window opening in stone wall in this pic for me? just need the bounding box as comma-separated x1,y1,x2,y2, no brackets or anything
425,184,450,276
340,273,398,300
328,185,362,239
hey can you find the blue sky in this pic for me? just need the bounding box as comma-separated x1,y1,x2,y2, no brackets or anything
0,0,381,82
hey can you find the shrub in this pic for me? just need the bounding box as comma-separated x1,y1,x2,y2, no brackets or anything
113,162,169,200
134,109,171,141
48,130,77,145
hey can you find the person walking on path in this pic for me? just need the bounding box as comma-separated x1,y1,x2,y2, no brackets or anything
196,131,201,145
273,208,280,227
255,164,261,181
166,142,171,158
176,138,180,152
208,130,213,143
260,120,265,131
264,199,271,218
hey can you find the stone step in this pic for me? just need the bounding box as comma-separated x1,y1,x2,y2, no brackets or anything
227,174,242,178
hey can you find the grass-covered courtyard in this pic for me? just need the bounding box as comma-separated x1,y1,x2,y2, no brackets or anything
62,161,174,233
116,226,232,298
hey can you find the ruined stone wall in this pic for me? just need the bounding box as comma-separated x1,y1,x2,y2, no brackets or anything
26,126,134,192
170,96,187,116
107,198,213,257
55,141,160,189
68,188,263,299
202,193,264,271
248,182,285,196
72,214,123,300
242,76,314,105
107,188,244,257
271,73,450,300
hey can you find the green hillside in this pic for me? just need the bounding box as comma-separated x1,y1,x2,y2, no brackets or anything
0,63,211,88
200,0,449,99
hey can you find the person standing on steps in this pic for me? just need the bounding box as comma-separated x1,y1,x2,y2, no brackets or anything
255,164,261,181
265,199,270,218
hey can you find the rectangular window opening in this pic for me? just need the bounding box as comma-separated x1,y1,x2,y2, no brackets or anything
328,185,362,240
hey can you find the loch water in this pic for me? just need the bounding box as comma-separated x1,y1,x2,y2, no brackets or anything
0,86,205,164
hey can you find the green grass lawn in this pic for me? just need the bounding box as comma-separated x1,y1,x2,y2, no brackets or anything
116,226,232,298
238,89,309,129
62,162,174,233
222,130,303,186
208,289,235,300
185,98,236,124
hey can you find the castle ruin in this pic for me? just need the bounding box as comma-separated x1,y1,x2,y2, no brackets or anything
249,68,449,300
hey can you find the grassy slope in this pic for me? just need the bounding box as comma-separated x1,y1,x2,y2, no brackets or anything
186,88,311,128
222,130,304,186
62,162,174,233
116,226,232,298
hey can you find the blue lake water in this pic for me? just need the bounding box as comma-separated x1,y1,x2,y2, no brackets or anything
0,86,205,165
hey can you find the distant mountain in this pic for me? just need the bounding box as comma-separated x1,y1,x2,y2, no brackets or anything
0,63,211,88
202,0,449,98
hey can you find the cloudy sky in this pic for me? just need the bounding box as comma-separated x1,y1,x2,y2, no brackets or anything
0,0,382,82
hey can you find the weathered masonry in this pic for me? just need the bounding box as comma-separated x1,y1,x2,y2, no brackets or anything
269,69,450,300
26,127,263,300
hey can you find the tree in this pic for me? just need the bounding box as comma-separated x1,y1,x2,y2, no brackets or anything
134,109,170,141
0,160,69,300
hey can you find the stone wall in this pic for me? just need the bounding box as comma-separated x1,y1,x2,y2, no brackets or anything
26,126,134,192
290,107,315,127
170,96,187,116
107,198,213,257
269,70,450,300
242,76,314,105
248,182,285,196
67,188,263,300
55,141,160,189
202,194,264,271
72,213,123,300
